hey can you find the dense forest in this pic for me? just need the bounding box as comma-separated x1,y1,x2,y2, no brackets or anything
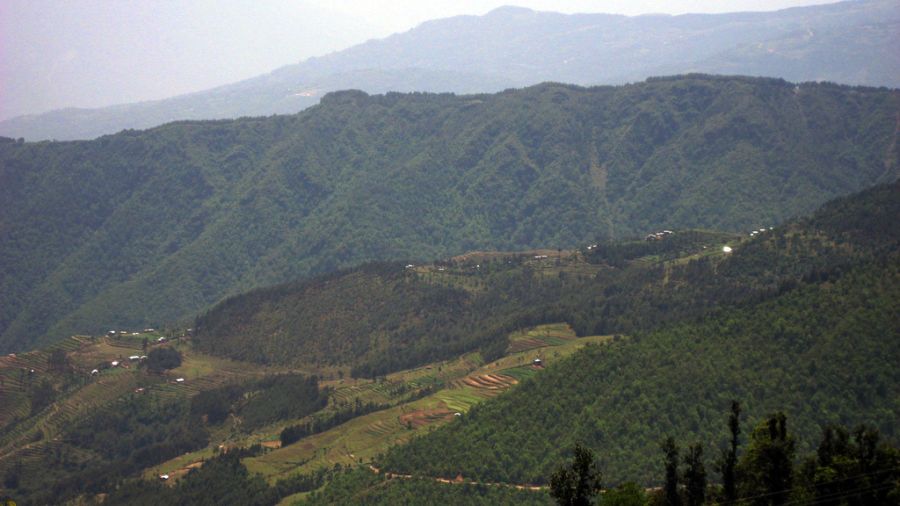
194,180,899,378
94,410,900,505
372,182,900,485
378,255,899,484
2,75,898,353
0,178,896,505
306,417,899,505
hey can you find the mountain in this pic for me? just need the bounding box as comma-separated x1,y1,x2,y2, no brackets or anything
2,178,896,505
375,179,900,486
1,75,898,353
2,0,898,141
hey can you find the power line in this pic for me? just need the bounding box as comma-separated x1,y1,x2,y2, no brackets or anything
727,464,900,505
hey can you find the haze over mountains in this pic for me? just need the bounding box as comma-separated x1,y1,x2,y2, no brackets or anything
2,2,900,503
2,0,898,141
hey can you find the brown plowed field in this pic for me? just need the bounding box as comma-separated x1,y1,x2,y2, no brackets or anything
399,408,456,428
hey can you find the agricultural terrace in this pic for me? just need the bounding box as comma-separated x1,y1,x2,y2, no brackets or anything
238,326,613,482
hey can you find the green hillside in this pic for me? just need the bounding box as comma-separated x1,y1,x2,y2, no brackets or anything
1,75,898,353
376,183,900,486
1,181,897,505
193,180,899,378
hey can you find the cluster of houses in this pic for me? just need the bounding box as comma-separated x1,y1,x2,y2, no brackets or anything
749,227,773,237
106,328,155,337
90,354,148,376
645,230,674,241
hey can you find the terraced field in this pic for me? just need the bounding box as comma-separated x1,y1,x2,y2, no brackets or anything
0,334,285,467
498,366,541,382
4,324,615,496
507,323,577,353
0,334,179,461
234,329,614,483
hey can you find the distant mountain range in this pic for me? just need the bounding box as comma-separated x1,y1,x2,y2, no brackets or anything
1,75,897,352
2,0,898,141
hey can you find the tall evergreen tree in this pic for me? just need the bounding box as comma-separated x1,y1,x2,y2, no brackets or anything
739,412,795,506
720,400,741,505
550,443,602,506
683,443,706,506
809,425,900,506
662,436,682,506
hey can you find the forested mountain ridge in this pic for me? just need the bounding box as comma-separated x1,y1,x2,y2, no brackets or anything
1,75,898,353
375,180,900,487
193,179,899,381
1,180,897,505
2,0,898,141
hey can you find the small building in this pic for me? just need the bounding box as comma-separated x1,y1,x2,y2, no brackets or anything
159,474,169,481
129,355,140,361
157,336,167,343
144,328,155,332
90,369,99,375
532,358,543,367
454,412,462,417
175,378,185,383
111,360,119,367
722,246,733,253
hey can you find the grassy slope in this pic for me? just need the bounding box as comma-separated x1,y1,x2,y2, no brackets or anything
0,333,287,495
1,76,898,352
0,321,601,504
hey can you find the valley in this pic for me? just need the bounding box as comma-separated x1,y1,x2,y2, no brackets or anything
1,179,897,504
2,2,899,495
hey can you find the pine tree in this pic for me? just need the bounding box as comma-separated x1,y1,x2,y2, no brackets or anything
550,443,603,506
662,436,682,506
738,412,795,505
683,443,706,506
719,400,741,505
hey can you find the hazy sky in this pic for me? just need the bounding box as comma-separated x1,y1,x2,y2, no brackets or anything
0,0,841,120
